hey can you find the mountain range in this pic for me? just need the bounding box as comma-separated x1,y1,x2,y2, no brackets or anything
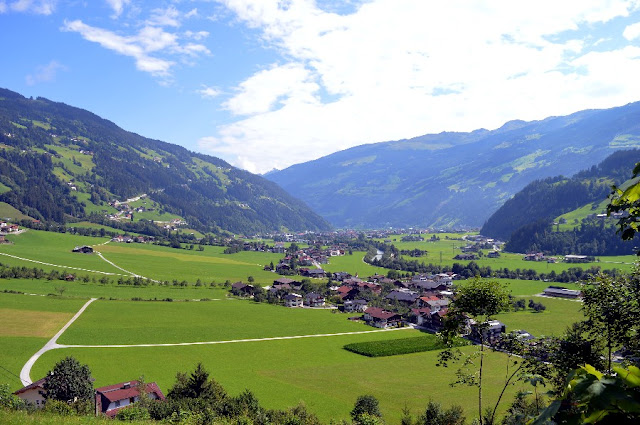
268,103,640,229
0,88,331,234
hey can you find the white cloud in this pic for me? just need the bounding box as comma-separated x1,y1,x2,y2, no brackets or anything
197,0,640,173
198,85,221,99
624,21,640,40
105,0,129,18
62,19,209,78
25,60,67,85
147,6,181,27
0,0,55,14
224,63,319,115
184,30,209,40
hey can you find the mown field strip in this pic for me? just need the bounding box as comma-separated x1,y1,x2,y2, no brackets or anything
58,327,413,349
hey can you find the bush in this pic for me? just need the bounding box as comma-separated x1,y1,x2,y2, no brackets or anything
115,405,151,421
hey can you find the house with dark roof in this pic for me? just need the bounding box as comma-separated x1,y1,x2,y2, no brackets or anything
300,268,326,279
72,245,94,254
95,381,165,418
363,307,402,328
385,290,419,305
304,292,326,307
231,282,254,296
284,293,303,307
343,299,368,313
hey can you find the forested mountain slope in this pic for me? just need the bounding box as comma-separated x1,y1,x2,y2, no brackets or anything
268,103,640,229
481,149,640,255
480,149,640,240
0,88,331,234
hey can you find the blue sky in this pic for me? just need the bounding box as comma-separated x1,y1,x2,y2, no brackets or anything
2,1,640,173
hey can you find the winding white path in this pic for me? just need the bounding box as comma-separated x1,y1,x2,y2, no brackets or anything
20,298,98,386
57,327,412,349
0,252,127,276
19,294,412,386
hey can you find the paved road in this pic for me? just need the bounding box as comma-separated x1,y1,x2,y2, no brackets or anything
19,298,98,386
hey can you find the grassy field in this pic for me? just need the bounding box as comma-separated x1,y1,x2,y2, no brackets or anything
383,234,636,273
0,231,117,275
31,330,530,423
0,202,32,221
0,293,87,389
57,299,370,345
0,278,230,300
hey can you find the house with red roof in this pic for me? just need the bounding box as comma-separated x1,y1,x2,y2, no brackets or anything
363,307,402,328
95,380,165,418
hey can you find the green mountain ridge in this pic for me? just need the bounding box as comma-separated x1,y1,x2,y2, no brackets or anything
481,149,640,255
0,88,331,234
268,103,640,229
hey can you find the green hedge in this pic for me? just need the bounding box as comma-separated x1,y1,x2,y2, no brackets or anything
343,334,467,357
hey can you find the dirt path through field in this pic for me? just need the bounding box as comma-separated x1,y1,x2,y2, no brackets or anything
56,327,413,349
19,298,98,386
0,252,127,276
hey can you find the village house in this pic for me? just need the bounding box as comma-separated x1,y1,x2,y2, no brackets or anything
72,245,94,254
487,251,501,258
363,307,402,328
284,293,303,307
470,320,506,345
343,299,368,313
304,292,326,307
385,290,419,305
523,252,546,261
300,268,326,279
13,377,47,408
231,282,254,296
410,307,432,326
95,380,165,418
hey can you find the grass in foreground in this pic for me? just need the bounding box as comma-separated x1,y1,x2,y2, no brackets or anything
32,332,526,423
344,334,468,357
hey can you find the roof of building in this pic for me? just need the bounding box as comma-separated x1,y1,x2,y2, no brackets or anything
13,377,47,395
96,381,165,403
365,307,400,320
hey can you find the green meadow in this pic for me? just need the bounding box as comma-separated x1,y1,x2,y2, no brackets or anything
57,299,369,345
0,293,87,388
0,278,229,300
32,331,529,423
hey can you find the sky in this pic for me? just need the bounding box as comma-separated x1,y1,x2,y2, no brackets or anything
3,1,640,174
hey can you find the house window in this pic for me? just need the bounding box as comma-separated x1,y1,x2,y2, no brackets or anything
115,400,120,407
130,397,135,404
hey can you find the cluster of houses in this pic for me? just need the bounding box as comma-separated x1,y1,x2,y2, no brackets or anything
13,378,165,418
110,235,154,244
0,221,20,234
